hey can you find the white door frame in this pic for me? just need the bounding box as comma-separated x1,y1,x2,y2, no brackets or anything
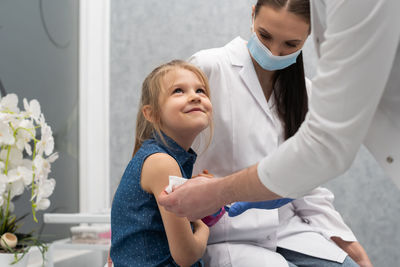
79,0,110,212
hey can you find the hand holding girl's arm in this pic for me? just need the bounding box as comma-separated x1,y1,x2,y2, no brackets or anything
141,153,209,267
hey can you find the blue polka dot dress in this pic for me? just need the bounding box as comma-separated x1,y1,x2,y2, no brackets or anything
110,133,203,267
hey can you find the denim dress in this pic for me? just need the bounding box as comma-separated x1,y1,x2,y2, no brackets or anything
111,134,203,267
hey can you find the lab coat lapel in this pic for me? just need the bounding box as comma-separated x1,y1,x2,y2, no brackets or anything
234,43,275,120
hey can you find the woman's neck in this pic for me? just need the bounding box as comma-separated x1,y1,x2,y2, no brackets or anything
251,56,275,102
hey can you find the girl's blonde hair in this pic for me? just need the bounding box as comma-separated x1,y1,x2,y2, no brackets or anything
133,60,212,156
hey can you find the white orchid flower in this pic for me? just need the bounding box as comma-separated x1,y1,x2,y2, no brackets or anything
0,113,19,125
0,122,15,145
47,152,59,163
0,175,7,194
37,178,55,199
7,166,33,186
6,168,30,198
8,179,24,198
21,158,33,169
33,155,53,180
15,120,35,155
36,123,54,156
0,95,57,215
33,153,58,182
0,94,19,113
23,98,41,121
33,178,54,210
33,156,45,181
11,181,24,197
35,198,50,210
38,113,45,125
6,168,22,183
24,143,32,156
0,146,23,169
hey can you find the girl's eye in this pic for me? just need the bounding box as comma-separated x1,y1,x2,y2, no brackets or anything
196,88,206,94
172,88,183,94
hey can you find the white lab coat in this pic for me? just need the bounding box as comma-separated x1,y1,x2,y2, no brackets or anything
190,37,357,267
258,0,400,198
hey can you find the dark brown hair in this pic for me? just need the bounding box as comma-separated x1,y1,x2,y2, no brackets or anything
255,0,310,139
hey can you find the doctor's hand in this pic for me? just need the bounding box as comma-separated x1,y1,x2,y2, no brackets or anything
228,198,294,217
158,176,224,221
330,237,373,267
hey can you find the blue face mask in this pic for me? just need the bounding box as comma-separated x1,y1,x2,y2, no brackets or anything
247,32,301,71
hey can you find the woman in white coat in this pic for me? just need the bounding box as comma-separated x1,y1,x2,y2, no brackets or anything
189,0,372,266
159,0,400,220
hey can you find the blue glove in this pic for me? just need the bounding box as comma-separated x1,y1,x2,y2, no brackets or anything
228,198,294,217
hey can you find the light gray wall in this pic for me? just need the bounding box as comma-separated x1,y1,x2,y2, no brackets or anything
0,0,79,241
110,1,400,266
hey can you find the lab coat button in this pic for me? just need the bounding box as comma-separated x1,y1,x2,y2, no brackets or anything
266,235,271,240
387,156,394,164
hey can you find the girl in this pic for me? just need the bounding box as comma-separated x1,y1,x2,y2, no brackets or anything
185,0,372,266
111,60,212,267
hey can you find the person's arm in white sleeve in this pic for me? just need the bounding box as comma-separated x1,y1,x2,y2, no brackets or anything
258,0,400,198
188,49,219,80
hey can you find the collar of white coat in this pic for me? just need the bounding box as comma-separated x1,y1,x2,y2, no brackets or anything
223,36,312,117
225,36,249,67
225,36,280,121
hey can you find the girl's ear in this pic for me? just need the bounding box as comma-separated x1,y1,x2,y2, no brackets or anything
142,105,154,123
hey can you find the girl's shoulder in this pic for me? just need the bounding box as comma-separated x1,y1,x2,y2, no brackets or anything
140,151,181,195
144,152,178,168
126,139,170,173
134,139,168,159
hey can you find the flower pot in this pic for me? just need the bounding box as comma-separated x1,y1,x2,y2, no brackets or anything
0,252,29,267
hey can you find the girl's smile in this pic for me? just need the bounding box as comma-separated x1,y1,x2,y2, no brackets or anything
185,107,203,112
159,68,212,149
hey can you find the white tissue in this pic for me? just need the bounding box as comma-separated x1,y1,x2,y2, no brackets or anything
165,175,188,194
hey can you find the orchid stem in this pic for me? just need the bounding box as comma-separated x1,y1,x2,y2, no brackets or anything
31,139,38,222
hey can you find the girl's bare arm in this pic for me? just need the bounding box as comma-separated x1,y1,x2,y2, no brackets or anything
141,153,209,267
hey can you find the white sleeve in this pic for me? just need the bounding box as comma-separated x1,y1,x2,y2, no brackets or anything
305,77,312,100
292,187,357,242
295,84,354,241
258,0,400,198
188,50,217,78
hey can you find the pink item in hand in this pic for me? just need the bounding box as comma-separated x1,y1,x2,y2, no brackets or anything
201,207,226,227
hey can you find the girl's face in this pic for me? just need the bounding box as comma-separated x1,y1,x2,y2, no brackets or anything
252,5,310,56
159,68,212,139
